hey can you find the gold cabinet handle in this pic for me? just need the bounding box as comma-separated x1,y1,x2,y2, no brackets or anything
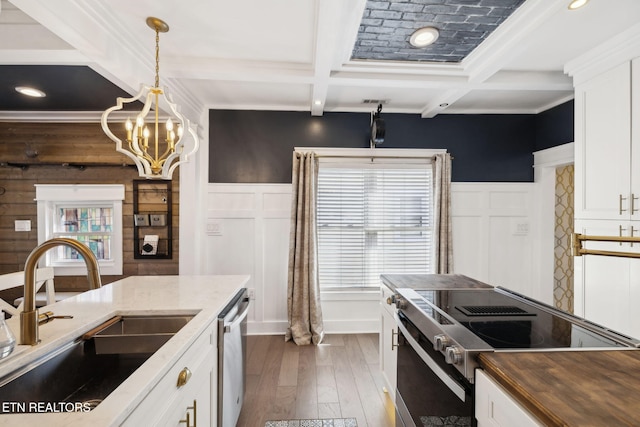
632,227,638,248
190,400,197,427
620,194,628,215
633,193,639,214
620,225,627,246
179,411,191,426
177,367,192,387
179,400,197,427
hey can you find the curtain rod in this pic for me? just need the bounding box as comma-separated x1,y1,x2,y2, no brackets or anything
294,147,451,160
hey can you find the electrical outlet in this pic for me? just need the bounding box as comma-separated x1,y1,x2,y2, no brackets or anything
512,220,530,236
248,288,256,300
14,220,31,232
207,221,222,236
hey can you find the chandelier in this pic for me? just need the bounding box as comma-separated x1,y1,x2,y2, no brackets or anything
101,17,199,180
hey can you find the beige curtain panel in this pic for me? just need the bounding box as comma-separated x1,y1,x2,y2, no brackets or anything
285,151,324,345
434,153,453,273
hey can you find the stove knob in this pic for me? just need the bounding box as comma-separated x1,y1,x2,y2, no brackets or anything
433,334,450,352
395,297,408,310
445,346,463,365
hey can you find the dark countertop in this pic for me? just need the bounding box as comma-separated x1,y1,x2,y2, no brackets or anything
380,274,493,292
478,350,640,427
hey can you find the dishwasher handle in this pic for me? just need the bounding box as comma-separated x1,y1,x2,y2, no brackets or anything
224,303,249,333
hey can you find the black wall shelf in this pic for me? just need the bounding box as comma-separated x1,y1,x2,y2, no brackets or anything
133,180,172,259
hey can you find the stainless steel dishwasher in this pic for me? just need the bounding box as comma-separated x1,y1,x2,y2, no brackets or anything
217,288,250,427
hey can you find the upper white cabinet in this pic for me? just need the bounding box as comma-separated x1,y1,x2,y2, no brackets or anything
567,27,640,339
574,59,638,220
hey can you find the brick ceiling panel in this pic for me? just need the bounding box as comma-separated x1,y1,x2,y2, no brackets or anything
352,0,526,63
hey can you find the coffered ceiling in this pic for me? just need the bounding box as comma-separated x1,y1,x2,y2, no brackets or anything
1,0,639,125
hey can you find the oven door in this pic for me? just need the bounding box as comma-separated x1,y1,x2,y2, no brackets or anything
395,312,474,427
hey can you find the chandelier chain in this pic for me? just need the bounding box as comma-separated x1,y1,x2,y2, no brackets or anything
154,28,160,88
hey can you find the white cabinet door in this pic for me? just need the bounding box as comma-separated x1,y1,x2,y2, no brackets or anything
628,260,640,340
123,322,216,427
631,58,640,218
379,284,397,401
167,365,213,427
475,369,542,427
575,61,632,220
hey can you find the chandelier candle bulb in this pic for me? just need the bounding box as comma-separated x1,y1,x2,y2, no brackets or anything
137,117,145,148
125,118,133,141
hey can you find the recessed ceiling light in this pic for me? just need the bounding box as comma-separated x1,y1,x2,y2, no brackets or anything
314,100,322,106
15,86,46,98
410,27,439,48
568,0,589,10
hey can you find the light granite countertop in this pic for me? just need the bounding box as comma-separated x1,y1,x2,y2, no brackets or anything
0,275,249,426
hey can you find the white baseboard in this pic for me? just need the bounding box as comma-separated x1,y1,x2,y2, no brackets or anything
322,319,379,334
247,320,288,335
246,319,379,335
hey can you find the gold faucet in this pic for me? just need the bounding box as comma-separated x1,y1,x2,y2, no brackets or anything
20,237,102,345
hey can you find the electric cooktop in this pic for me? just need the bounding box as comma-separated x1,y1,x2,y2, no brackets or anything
408,287,634,350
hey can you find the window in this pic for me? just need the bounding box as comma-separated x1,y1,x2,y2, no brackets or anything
316,154,435,289
36,184,125,276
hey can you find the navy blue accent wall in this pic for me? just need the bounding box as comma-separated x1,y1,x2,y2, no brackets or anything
534,100,574,151
209,102,573,183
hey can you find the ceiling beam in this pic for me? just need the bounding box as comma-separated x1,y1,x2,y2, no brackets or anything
310,0,352,116
420,0,567,118
0,49,88,64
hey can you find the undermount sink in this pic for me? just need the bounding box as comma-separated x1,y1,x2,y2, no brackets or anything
0,313,195,413
92,314,195,355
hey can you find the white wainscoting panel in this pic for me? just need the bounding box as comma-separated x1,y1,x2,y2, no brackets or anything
452,183,535,296
207,182,537,335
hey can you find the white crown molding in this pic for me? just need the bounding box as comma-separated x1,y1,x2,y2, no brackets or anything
565,22,640,85
0,111,103,123
533,142,575,168
0,110,161,123
0,49,88,64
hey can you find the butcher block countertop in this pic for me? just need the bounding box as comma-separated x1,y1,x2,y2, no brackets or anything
478,350,640,427
380,273,492,291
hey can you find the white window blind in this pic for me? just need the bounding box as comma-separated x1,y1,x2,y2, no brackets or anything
317,161,433,289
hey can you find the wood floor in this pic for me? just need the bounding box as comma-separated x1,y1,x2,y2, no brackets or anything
236,333,396,427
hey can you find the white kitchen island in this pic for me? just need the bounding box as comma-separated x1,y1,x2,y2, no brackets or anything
0,275,249,427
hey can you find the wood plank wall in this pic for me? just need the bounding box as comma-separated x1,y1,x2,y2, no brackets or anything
0,122,179,299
